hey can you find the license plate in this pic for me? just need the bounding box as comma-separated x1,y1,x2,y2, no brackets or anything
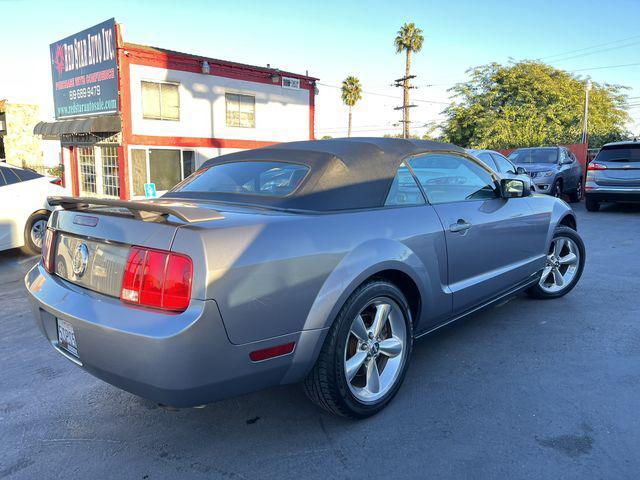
57,319,79,357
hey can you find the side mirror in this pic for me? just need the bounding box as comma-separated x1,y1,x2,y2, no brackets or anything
515,166,527,175
500,178,530,198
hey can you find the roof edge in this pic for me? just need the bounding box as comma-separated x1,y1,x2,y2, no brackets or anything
123,42,319,82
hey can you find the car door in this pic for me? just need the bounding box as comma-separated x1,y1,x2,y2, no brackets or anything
559,148,578,190
408,152,545,314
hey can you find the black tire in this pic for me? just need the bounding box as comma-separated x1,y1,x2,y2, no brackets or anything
552,179,563,199
527,226,585,300
304,280,413,419
22,212,49,256
568,178,583,203
585,196,600,212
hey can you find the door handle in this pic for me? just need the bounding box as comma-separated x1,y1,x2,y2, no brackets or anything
449,219,471,233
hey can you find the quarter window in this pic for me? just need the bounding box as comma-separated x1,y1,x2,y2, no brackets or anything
385,162,425,206
225,93,255,128
141,81,180,121
408,153,498,204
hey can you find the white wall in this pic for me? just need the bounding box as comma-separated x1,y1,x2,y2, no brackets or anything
129,64,311,142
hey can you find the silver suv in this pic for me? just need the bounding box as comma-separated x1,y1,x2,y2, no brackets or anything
508,147,584,202
585,140,640,211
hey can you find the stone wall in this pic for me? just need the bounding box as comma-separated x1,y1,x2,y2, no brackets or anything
1,102,45,170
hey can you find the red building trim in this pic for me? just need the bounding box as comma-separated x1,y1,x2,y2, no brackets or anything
116,23,132,199
69,146,80,196
309,88,315,140
128,135,278,150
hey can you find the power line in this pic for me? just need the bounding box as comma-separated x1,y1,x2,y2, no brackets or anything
549,40,640,64
538,34,640,61
317,82,449,105
570,62,640,72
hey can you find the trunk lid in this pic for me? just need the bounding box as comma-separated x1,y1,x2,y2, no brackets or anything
47,197,224,298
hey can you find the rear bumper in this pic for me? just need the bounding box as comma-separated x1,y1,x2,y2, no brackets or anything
25,263,326,407
585,186,640,203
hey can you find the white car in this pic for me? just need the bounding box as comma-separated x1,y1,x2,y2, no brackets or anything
0,164,66,254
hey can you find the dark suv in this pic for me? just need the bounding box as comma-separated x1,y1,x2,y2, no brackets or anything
508,147,584,202
585,140,640,211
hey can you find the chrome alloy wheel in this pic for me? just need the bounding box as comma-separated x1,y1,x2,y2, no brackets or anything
344,297,407,404
30,219,47,250
539,236,580,294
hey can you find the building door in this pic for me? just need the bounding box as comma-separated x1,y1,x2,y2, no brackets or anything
77,146,120,198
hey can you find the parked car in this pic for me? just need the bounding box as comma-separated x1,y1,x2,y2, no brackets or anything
25,138,585,418
585,140,640,211
466,149,535,191
508,147,583,202
0,164,65,254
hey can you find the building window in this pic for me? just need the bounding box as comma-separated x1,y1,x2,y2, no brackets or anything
77,146,119,198
141,81,180,121
225,93,255,128
101,146,120,198
131,149,148,197
78,147,97,195
131,148,195,196
182,150,195,179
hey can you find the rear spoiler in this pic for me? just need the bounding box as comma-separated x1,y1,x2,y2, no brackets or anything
47,196,224,223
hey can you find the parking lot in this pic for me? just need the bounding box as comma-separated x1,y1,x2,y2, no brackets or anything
1,202,639,479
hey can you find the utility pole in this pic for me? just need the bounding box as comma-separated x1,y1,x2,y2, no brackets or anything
393,75,417,138
581,79,592,145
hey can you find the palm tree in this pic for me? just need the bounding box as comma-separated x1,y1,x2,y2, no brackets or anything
394,23,424,138
341,76,362,137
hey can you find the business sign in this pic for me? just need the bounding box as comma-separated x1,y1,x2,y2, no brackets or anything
50,19,119,119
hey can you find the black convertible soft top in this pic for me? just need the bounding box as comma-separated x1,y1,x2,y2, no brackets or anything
168,137,465,211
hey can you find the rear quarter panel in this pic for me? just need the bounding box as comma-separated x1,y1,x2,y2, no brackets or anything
171,205,451,345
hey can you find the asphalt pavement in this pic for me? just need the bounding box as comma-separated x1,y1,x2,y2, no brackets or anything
1,202,639,479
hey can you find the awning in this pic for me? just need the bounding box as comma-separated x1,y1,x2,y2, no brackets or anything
33,114,121,136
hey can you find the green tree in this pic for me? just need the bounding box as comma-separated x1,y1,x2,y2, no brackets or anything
341,76,362,137
442,61,630,149
394,22,424,138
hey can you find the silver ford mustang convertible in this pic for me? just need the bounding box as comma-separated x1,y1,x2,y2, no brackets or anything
25,138,585,418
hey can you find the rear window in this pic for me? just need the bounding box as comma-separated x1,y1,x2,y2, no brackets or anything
0,167,21,185
14,168,42,181
172,161,309,197
595,144,640,163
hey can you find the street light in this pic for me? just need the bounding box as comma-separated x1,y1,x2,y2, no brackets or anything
581,79,592,145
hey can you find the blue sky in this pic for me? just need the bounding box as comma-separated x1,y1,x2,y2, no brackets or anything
1,0,639,136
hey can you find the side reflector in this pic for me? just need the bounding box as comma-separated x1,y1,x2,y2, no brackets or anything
249,342,296,362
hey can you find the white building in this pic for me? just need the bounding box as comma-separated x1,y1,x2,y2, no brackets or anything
35,20,318,199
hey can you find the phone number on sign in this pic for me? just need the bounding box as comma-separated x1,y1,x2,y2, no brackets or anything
69,85,101,101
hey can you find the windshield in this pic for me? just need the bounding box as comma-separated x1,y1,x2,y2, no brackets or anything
508,148,558,164
595,145,640,163
171,161,310,197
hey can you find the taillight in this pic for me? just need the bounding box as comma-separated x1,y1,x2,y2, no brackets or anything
121,247,193,312
42,228,56,273
588,162,607,171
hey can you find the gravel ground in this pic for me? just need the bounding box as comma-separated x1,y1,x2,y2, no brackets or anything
1,202,639,480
